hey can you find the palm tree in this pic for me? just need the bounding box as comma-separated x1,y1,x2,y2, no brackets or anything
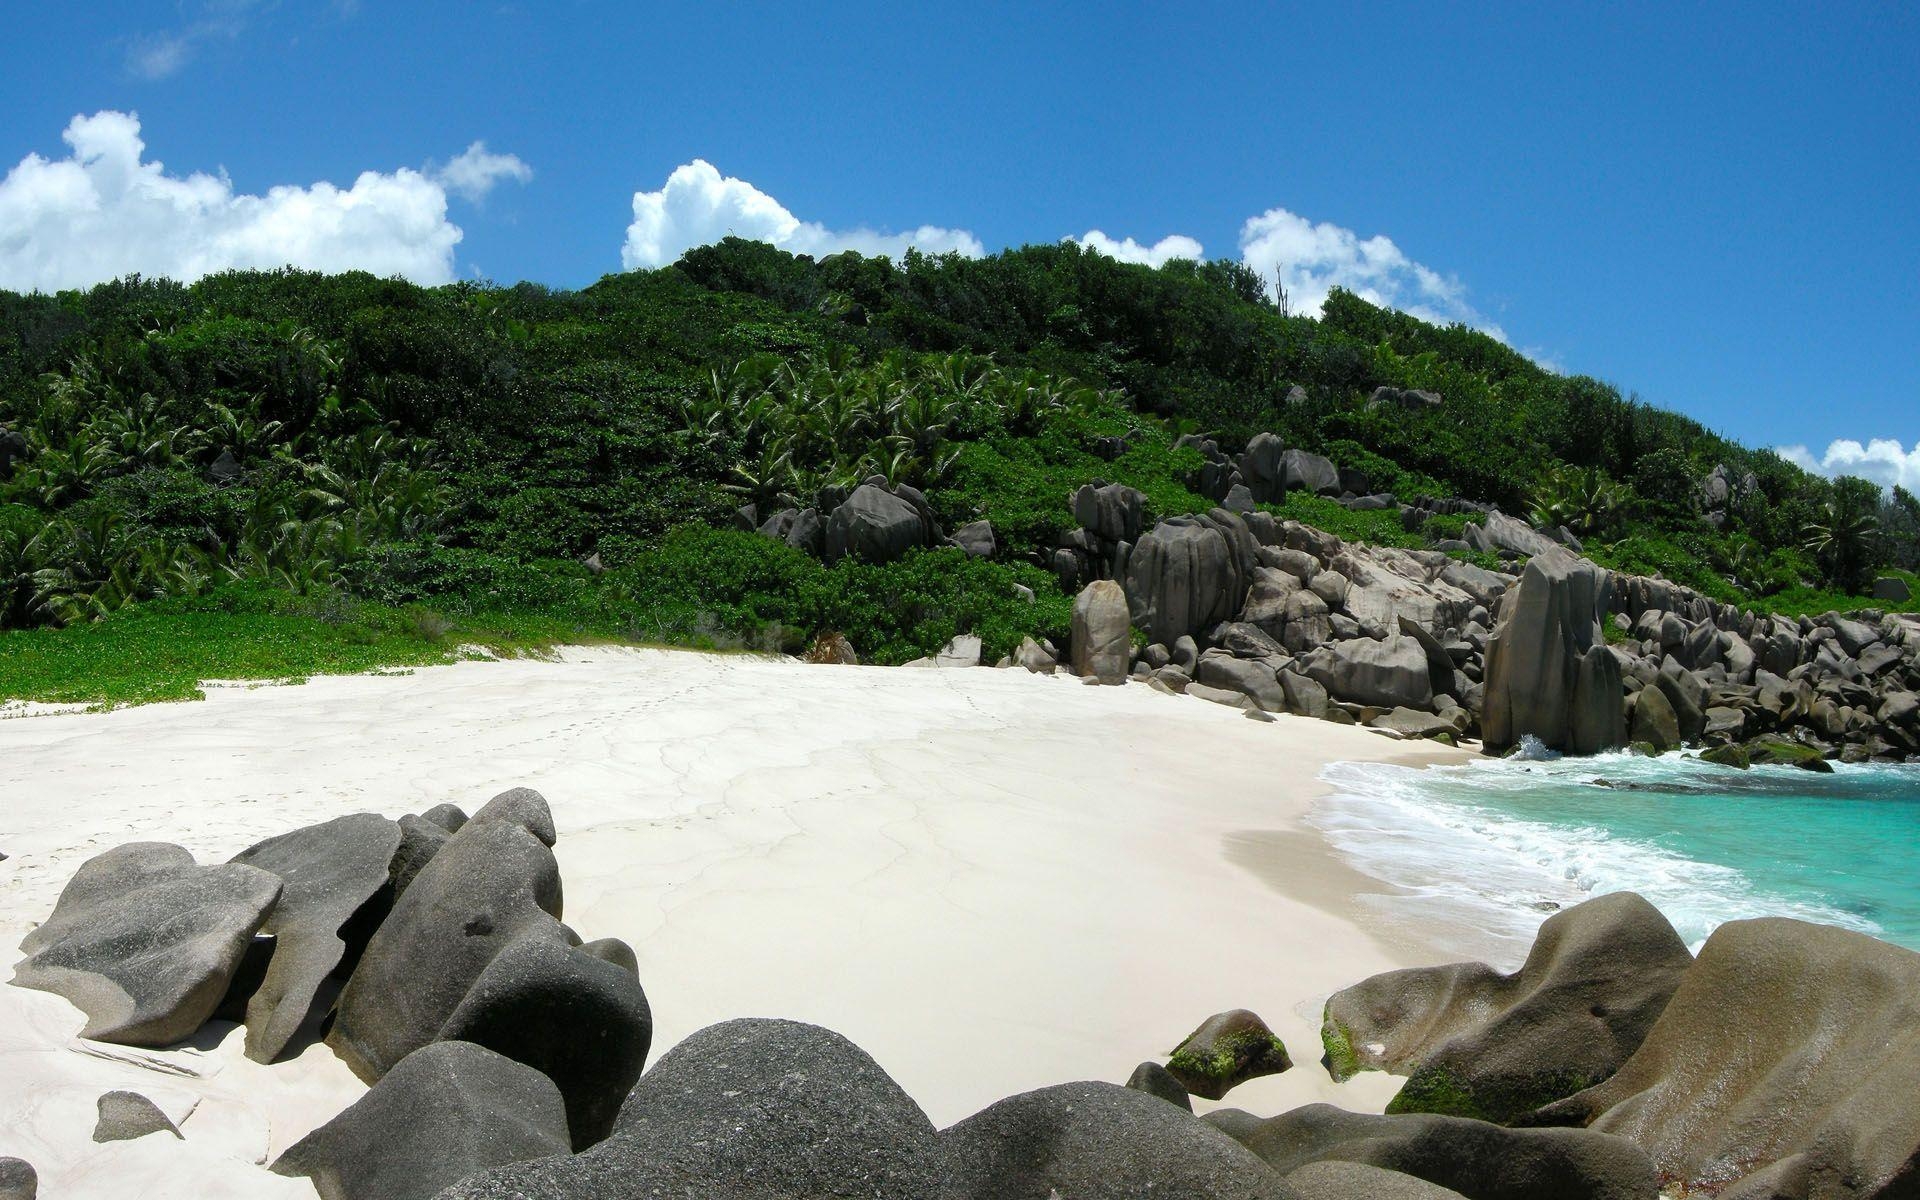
1803,500,1880,593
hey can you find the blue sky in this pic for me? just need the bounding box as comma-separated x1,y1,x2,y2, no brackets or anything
2,2,1917,484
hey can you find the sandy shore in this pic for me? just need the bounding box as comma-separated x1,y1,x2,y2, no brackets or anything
0,648,1472,1197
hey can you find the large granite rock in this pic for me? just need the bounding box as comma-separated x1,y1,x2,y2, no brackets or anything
1166,1008,1293,1100
1073,482,1147,544
1628,687,1679,752
274,1040,570,1200
13,842,281,1045
1466,511,1561,559
1482,548,1625,755
437,1018,958,1200
1322,893,1693,1124
1211,1104,1656,1200
1532,918,1920,1200
1285,1161,1470,1200
1280,448,1342,496
945,1081,1299,1200
825,482,933,564
229,813,402,1063
1124,510,1259,644
1072,580,1132,684
328,793,563,1081
1300,634,1435,710
1124,1061,1192,1111
436,928,651,1148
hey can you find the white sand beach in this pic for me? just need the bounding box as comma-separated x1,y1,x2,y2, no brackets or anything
0,648,1472,1198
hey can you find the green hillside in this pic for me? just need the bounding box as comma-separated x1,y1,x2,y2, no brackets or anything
1,240,1914,703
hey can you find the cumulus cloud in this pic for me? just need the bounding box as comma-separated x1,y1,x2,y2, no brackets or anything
1069,229,1205,267
0,111,529,292
620,159,982,269
1237,206,1499,335
1777,439,1920,492
434,141,532,202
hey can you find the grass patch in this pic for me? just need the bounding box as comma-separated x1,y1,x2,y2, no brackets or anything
0,588,620,709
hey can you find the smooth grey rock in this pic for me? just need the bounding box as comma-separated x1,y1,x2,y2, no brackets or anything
274,1040,569,1200
952,519,995,559
1301,634,1434,710
1370,708,1456,739
1125,1060,1193,1111
1466,511,1561,559
1217,1104,1654,1200
1072,580,1132,684
1482,548,1624,755
1280,448,1341,496
825,483,932,564
468,787,556,848
1873,576,1911,604
945,1081,1298,1200
1014,636,1056,674
1073,482,1146,543
93,1090,182,1142
328,811,563,1082
436,929,651,1148
390,815,453,900
1286,1161,1469,1200
1124,511,1259,644
0,1157,33,1200
230,813,402,1063
437,1018,956,1200
14,843,281,1046
420,804,469,834
1172,634,1200,674
1197,656,1287,712
1188,681,1256,710
1629,687,1680,752
1279,670,1330,719
1533,918,1920,1200
1324,893,1692,1125
1282,590,1334,653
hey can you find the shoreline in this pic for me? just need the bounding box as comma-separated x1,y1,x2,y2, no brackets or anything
0,646,1475,1198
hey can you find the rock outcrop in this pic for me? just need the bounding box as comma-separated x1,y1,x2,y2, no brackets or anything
946,1081,1299,1200
1212,1104,1657,1200
439,1018,958,1200
1072,580,1132,684
229,813,403,1063
274,1040,571,1200
1532,917,1920,1200
328,791,565,1081
824,482,936,564
1123,509,1260,645
13,842,282,1045
1482,548,1624,754
1322,893,1693,1123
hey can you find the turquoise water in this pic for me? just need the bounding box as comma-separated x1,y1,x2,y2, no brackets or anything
1315,750,1920,964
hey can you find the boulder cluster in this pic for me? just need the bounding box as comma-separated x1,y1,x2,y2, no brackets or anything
996,463,1919,764
17,814,1920,1198
1609,574,1920,764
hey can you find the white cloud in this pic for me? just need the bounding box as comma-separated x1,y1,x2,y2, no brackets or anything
620,159,982,270
1069,229,1204,267
434,141,532,203
1778,439,1920,492
1237,206,1501,337
124,0,261,80
0,111,529,292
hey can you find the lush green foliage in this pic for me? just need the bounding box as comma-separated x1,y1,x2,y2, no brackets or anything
0,243,1905,702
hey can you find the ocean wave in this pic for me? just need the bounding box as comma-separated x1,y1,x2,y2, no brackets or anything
1313,755,1885,965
